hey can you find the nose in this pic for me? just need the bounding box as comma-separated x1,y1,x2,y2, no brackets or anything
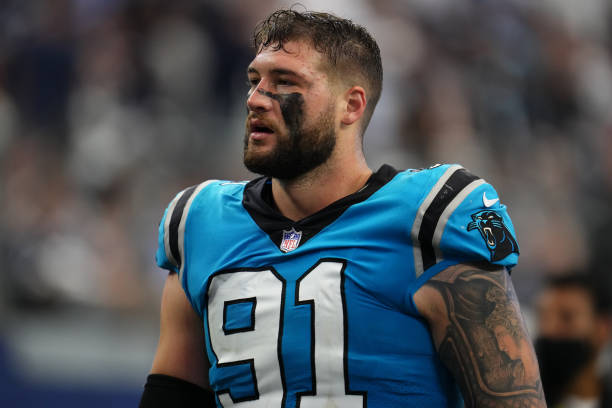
247,83,274,113
537,312,566,338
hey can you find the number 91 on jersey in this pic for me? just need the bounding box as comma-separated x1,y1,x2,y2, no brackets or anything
205,259,366,407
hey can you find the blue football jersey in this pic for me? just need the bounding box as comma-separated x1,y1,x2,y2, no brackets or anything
156,164,519,408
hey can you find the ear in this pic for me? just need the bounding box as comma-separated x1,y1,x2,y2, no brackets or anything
594,315,612,350
340,86,367,126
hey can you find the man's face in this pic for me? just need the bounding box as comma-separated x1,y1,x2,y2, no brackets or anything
494,326,520,360
537,286,598,341
243,40,338,180
535,285,609,402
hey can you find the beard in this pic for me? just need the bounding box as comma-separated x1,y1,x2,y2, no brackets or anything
243,104,336,180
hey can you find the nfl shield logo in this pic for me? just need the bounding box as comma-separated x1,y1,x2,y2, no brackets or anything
280,228,302,253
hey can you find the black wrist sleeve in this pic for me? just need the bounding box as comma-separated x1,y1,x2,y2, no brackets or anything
139,374,216,408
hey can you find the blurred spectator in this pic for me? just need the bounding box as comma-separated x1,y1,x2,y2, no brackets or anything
3,0,76,150
535,274,612,407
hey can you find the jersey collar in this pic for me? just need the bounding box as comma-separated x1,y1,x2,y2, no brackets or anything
242,164,398,251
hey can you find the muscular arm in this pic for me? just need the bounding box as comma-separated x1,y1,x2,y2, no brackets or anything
150,272,211,389
413,263,546,407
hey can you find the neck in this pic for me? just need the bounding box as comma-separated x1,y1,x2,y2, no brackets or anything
271,151,371,221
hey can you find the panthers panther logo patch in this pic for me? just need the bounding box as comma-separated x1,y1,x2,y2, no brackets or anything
467,210,519,261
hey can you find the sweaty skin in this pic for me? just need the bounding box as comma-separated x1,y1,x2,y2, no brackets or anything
257,89,305,136
244,87,335,180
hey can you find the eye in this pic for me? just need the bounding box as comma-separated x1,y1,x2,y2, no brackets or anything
277,79,295,87
246,78,260,88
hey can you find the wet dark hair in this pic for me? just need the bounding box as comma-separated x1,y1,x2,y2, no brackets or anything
253,8,383,134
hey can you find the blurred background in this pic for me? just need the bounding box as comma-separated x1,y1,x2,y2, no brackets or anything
0,0,610,406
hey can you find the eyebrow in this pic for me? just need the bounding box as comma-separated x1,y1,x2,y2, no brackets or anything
247,67,301,77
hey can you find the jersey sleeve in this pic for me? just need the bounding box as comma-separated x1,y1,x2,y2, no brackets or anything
438,181,519,268
156,191,182,274
407,165,520,301
155,182,216,276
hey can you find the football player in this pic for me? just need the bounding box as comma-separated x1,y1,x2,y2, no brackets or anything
140,9,545,408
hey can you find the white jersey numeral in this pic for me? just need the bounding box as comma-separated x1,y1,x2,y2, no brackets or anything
296,261,365,407
206,259,365,407
207,269,285,407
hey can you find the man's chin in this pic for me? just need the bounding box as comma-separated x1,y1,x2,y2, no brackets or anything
243,153,298,179
243,151,275,176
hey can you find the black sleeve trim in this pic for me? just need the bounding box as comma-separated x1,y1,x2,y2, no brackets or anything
168,186,197,267
418,168,480,271
139,374,216,408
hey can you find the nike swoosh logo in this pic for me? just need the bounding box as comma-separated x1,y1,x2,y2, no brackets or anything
483,192,499,207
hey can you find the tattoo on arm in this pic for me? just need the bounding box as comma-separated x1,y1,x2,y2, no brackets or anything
423,264,546,407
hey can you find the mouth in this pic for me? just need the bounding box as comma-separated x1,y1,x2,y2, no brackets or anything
248,121,275,141
483,227,495,247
